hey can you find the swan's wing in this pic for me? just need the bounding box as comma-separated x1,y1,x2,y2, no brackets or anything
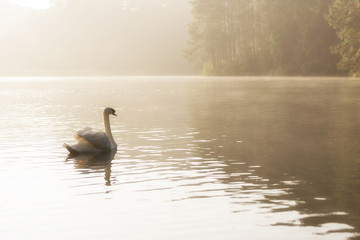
75,127,92,137
75,128,111,150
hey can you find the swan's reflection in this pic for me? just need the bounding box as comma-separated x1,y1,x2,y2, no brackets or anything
66,150,116,186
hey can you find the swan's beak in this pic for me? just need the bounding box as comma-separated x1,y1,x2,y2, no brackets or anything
112,113,117,116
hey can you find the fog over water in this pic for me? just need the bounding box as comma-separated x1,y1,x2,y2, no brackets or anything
0,0,193,76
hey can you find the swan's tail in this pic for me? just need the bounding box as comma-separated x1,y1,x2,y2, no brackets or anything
64,143,79,155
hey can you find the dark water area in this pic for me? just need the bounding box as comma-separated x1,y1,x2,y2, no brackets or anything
190,78,360,235
0,77,359,239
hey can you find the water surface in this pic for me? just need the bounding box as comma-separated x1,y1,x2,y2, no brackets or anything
0,77,359,239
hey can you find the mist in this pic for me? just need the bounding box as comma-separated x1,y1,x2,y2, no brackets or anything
0,0,194,76
1,1,360,239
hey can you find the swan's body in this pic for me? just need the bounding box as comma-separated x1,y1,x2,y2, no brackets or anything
64,107,117,155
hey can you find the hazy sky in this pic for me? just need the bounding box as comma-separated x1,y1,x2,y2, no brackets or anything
7,0,55,9
0,0,194,76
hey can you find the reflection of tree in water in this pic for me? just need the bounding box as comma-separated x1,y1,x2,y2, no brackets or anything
66,150,116,186
188,80,360,236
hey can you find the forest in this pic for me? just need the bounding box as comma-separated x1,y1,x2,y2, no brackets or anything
185,0,360,76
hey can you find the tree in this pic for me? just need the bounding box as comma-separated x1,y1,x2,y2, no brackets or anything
327,0,360,76
186,0,341,76
259,0,340,75
185,0,228,75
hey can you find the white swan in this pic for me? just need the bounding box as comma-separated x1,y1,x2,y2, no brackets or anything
64,107,117,155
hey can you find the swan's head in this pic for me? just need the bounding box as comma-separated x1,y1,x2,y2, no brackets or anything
104,107,117,116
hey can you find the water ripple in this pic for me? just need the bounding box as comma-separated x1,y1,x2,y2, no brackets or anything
0,78,359,240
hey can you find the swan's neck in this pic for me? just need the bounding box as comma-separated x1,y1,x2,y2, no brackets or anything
104,113,117,149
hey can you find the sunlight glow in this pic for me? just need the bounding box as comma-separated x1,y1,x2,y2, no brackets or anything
7,0,55,9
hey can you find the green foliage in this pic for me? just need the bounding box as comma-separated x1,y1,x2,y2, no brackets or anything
327,0,360,76
186,0,342,76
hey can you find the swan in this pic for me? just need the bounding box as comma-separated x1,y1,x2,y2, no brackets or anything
64,107,117,155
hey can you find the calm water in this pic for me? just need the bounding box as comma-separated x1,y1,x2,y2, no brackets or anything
0,77,359,240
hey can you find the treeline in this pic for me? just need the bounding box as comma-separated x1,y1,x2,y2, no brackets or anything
186,0,360,76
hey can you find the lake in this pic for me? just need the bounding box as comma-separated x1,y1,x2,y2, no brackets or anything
0,76,359,240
